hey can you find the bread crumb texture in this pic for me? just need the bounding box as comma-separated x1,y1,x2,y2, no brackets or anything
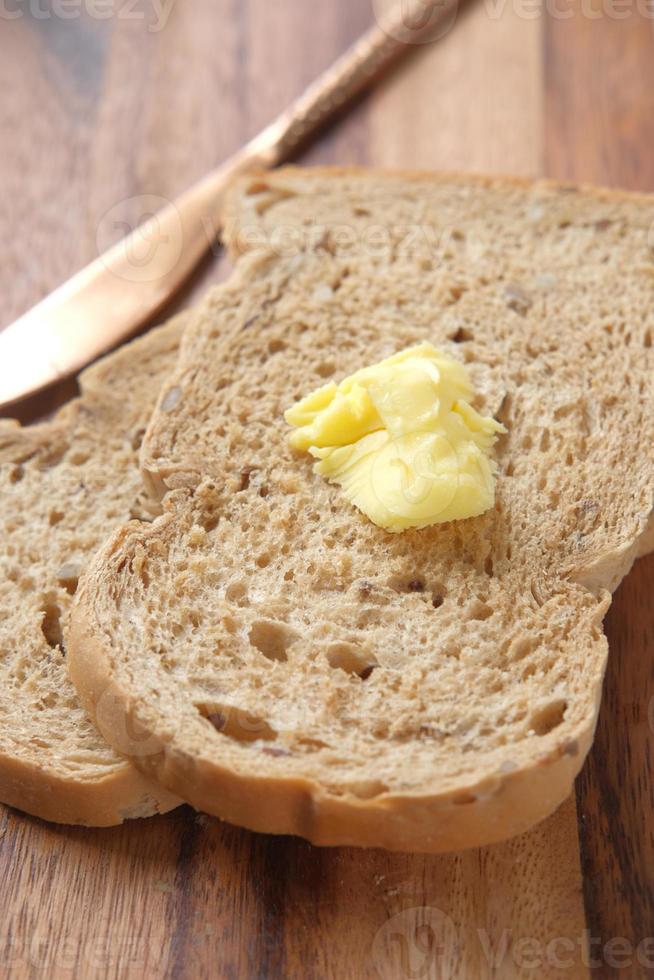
75,171,654,848
0,316,184,823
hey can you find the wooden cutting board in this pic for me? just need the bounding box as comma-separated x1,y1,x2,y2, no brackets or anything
1,2,653,976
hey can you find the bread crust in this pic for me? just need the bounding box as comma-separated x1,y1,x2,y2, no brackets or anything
0,747,178,827
70,563,605,850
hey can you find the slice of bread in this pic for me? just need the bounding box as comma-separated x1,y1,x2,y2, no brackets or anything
70,170,654,850
0,317,185,825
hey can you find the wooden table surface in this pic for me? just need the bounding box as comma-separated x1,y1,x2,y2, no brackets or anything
1,1,653,977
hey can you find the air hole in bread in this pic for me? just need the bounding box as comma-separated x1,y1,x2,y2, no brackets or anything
530,581,545,607
530,699,567,736
357,608,384,629
446,285,466,305
239,467,256,491
9,465,24,484
225,581,248,605
469,600,493,621
508,636,533,661
441,643,461,660
326,642,379,679
130,427,146,451
268,338,286,354
57,562,81,595
484,556,494,577
197,703,277,743
497,393,512,426
261,746,291,758
316,360,336,378
49,509,65,527
388,575,428,594
297,737,329,751
222,614,239,635
41,600,63,650
450,326,473,343
40,445,68,468
432,594,444,609
346,779,388,800
504,283,533,315
200,512,220,533
161,386,182,412
249,620,298,662
68,450,90,466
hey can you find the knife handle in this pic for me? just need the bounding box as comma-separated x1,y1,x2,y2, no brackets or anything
253,0,459,167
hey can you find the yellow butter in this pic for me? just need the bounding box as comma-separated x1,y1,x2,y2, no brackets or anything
285,343,505,532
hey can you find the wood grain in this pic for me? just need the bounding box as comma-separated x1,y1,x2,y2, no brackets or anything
1,0,652,976
545,0,654,190
369,0,542,174
0,798,586,978
544,0,654,968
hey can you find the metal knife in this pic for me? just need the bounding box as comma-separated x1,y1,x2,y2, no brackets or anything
0,0,459,410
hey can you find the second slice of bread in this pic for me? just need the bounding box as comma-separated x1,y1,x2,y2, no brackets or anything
0,317,185,825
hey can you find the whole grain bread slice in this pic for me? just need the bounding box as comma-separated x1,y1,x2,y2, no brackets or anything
70,170,654,850
0,317,185,825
